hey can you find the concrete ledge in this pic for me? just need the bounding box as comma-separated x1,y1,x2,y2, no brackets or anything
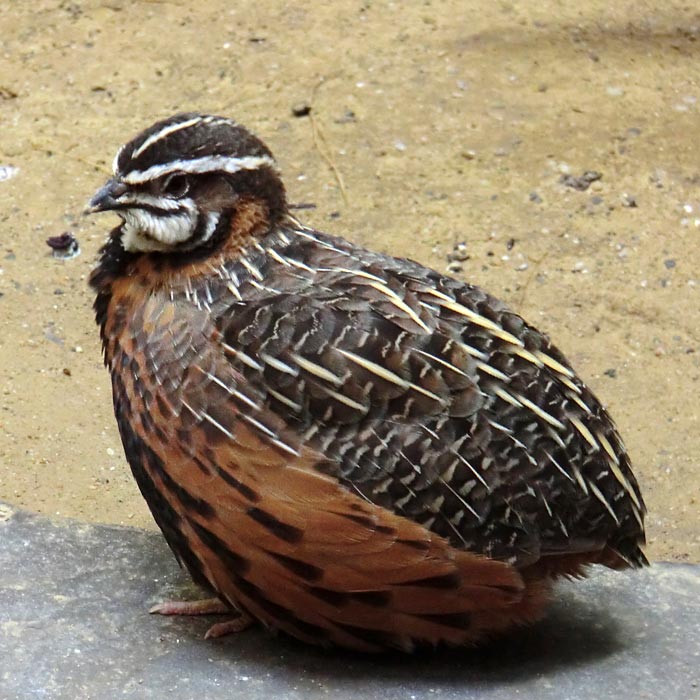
1,502,698,699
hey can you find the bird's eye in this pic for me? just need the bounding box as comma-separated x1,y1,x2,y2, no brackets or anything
162,174,190,199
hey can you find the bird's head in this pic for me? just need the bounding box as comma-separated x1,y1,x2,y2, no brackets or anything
88,113,287,255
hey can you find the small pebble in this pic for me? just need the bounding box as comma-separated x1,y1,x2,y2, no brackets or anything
335,110,356,124
621,193,638,208
0,165,18,182
664,259,676,269
291,103,311,118
448,241,469,262
604,368,617,378
46,232,80,260
447,261,463,274
560,171,602,191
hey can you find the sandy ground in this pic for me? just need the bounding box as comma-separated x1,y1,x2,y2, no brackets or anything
0,1,698,563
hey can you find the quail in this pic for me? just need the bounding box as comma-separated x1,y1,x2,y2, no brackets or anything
88,113,647,652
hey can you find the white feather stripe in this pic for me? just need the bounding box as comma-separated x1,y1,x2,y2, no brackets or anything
587,479,620,524
535,350,575,378
367,281,431,332
513,393,567,431
569,415,601,451
131,116,206,160
291,353,346,386
424,290,524,347
123,154,276,184
336,348,409,388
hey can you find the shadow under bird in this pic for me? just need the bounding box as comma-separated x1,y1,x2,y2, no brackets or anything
87,113,647,652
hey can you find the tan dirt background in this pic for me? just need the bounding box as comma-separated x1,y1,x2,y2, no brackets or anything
0,1,698,563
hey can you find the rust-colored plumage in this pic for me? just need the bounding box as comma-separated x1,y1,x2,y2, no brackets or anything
88,113,647,652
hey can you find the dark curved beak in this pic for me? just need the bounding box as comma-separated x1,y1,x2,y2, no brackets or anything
85,178,128,214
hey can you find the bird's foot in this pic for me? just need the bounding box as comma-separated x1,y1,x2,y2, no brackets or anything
149,597,255,638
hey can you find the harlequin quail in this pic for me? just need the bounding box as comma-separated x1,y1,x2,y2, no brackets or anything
88,113,647,652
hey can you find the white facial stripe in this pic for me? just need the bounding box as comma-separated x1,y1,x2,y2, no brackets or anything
131,116,206,160
123,154,276,185
120,191,192,211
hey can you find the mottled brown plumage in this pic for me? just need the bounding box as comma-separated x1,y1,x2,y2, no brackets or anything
88,113,647,652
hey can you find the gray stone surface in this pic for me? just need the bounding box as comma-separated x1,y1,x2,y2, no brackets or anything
0,501,698,700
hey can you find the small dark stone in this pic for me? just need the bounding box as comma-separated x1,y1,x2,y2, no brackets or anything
664,259,676,269
288,202,317,210
529,191,543,203
604,368,617,378
291,103,312,118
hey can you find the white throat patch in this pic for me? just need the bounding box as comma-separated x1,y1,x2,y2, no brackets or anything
120,207,198,253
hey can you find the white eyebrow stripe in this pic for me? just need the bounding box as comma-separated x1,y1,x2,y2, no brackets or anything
131,116,206,160
123,154,276,184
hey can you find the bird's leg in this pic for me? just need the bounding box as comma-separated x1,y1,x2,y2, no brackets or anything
149,597,255,638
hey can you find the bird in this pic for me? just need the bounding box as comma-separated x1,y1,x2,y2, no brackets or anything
88,112,647,652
